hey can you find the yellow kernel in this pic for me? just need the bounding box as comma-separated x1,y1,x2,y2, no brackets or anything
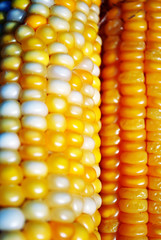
82,41,93,56
24,221,51,240
72,223,89,240
70,48,84,64
76,214,95,233
1,43,22,57
50,53,74,70
1,56,21,71
45,130,67,152
58,32,74,49
0,185,25,207
36,25,57,45
21,37,45,51
69,176,85,194
12,0,30,9
0,118,21,133
26,14,47,29
55,0,76,12
47,153,69,174
22,50,49,65
47,113,66,132
0,165,23,185
66,132,83,147
46,95,67,113
15,25,35,43
69,161,84,175
20,145,48,160
22,178,48,199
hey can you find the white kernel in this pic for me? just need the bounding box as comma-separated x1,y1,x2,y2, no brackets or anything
21,101,48,117
70,196,83,217
47,65,72,81
81,84,95,97
0,150,20,164
50,53,74,70
88,10,99,23
82,151,95,166
91,4,100,15
48,79,71,96
48,42,68,55
73,11,87,24
83,96,94,108
93,89,101,105
83,197,97,215
46,192,72,207
31,0,53,7
22,161,48,177
68,91,83,106
81,136,95,151
72,32,85,49
92,193,102,209
0,83,21,100
83,123,95,136
68,105,83,117
76,1,89,15
76,57,94,72
51,6,72,21
0,132,20,150
22,200,50,221
20,89,45,102
49,16,70,32
0,100,21,118
21,62,47,76
92,63,100,77
21,116,47,131
0,208,25,231
28,3,50,18
50,207,75,222
70,19,84,33
47,174,70,190
96,35,102,45
93,165,101,177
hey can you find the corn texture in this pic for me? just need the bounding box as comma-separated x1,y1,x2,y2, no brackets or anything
1,0,161,239
0,0,102,240
99,6,121,240
145,0,161,239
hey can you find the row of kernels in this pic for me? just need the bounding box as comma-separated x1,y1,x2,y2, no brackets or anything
145,0,161,238
99,6,121,239
68,1,101,238
118,1,148,238
45,1,94,231
3,2,53,237
0,1,11,34
0,0,30,194
0,0,31,236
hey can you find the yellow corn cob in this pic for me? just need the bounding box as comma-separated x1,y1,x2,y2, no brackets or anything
99,5,121,240
118,1,148,239
145,0,161,239
0,0,102,240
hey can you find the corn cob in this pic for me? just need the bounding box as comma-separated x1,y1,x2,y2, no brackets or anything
118,1,148,239
1,0,161,239
145,0,161,239
0,0,102,239
99,5,121,240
